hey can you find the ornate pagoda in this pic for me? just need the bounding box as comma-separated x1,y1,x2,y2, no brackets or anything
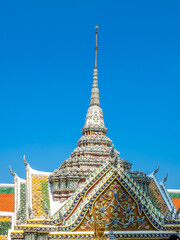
49,26,132,202
5,27,180,240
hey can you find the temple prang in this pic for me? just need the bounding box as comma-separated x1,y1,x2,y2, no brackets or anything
0,27,180,240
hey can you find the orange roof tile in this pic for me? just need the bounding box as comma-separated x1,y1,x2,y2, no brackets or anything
0,193,14,212
171,198,180,211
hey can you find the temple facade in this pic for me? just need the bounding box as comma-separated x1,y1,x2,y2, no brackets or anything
0,27,180,240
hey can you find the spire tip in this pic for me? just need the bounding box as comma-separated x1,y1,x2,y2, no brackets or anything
94,25,98,69
90,26,100,107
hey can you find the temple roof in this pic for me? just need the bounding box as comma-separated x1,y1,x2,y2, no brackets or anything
168,190,180,211
11,159,180,240
148,167,175,215
0,184,14,213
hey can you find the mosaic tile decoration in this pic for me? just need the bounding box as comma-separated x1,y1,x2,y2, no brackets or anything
0,216,12,240
12,164,180,240
32,175,50,218
21,164,180,232
19,183,26,223
149,179,169,215
48,232,173,240
78,179,154,232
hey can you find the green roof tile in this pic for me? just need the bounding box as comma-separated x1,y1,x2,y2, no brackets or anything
0,187,14,194
169,192,180,198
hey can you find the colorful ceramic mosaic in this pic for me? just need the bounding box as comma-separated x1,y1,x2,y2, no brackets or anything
32,175,50,218
17,183,26,224
80,180,152,231
149,179,169,215
0,216,12,240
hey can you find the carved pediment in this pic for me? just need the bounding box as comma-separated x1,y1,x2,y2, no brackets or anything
77,179,155,232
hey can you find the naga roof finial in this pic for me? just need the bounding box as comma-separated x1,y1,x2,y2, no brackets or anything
153,164,160,175
90,26,100,107
110,144,115,158
9,165,16,177
161,173,168,184
23,155,28,166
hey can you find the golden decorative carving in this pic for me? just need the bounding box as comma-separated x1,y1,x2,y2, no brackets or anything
91,201,109,240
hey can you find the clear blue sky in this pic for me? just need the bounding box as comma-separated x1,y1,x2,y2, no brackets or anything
0,0,179,188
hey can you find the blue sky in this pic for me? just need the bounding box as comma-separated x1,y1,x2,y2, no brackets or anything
0,0,179,188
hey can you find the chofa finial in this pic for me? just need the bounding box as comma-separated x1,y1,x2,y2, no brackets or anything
23,155,28,166
9,165,16,177
110,144,115,158
161,173,168,184
153,165,160,175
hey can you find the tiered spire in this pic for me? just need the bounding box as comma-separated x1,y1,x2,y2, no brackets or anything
90,25,100,107
49,27,131,201
82,26,107,134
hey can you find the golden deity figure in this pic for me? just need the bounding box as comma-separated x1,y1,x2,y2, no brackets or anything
91,201,109,240
91,220,109,240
